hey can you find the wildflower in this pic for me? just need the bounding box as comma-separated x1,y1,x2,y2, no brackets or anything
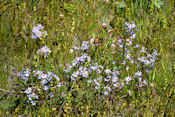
87,79,92,83
53,75,60,81
134,71,142,77
125,21,136,33
31,33,37,39
125,76,132,82
82,70,89,78
56,82,61,87
102,23,107,29
31,24,47,39
95,86,100,90
37,46,52,57
134,44,139,48
104,69,111,74
90,38,95,44
72,46,80,50
128,90,131,96
104,91,109,96
94,79,100,86
44,31,48,36
119,44,123,48
143,80,147,85
41,79,48,85
125,53,131,59
112,61,116,64
104,86,111,91
150,83,154,87
49,92,54,98
37,24,44,30
108,29,113,34
25,87,32,94
121,60,126,65
140,47,146,53
126,66,129,71
31,100,36,106
69,49,74,53
112,75,118,83
104,78,110,82
111,44,116,49
59,14,64,18
72,57,80,67
81,41,90,51
72,71,79,78
130,34,136,39
31,93,38,99
118,38,122,43
43,85,49,91
90,66,98,70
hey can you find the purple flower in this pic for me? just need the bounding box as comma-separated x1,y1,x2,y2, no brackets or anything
37,46,52,57
25,87,32,94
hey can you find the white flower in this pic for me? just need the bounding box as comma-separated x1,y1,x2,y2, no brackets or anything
31,100,36,106
82,70,88,78
112,75,118,83
43,85,49,91
25,87,32,94
59,14,64,18
128,90,131,96
103,91,109,96
126,66,129,71
104,69,111,74
130,34,136,39
134,71,142,77
125,76,132,82
72,71,79,78
143,80,147,85
69,49,74,53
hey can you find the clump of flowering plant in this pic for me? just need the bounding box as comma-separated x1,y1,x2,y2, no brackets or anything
31,24,47,39
64,21,159,97
37,45,52,57
16,68,62,106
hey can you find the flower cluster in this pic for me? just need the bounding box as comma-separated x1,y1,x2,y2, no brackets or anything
31,24,52,58
24,87,38,106
37,46,52,57
23,21,159,100
31,24,47,39
71,41,90,52
65,21,158,96
18,68,61,106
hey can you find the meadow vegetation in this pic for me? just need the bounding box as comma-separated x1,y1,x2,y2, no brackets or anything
0,0,174,116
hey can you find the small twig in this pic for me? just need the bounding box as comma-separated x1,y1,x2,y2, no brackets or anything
119,95,127,99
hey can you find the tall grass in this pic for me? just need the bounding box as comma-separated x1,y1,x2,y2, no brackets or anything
0,0,174,116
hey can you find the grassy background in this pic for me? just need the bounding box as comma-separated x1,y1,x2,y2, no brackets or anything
0,0,174,116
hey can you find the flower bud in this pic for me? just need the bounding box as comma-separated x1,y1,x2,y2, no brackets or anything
102,23,107,29
59,14,64,18
108,29,114,34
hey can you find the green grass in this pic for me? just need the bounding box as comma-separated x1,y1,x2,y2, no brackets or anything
0,0,174,116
